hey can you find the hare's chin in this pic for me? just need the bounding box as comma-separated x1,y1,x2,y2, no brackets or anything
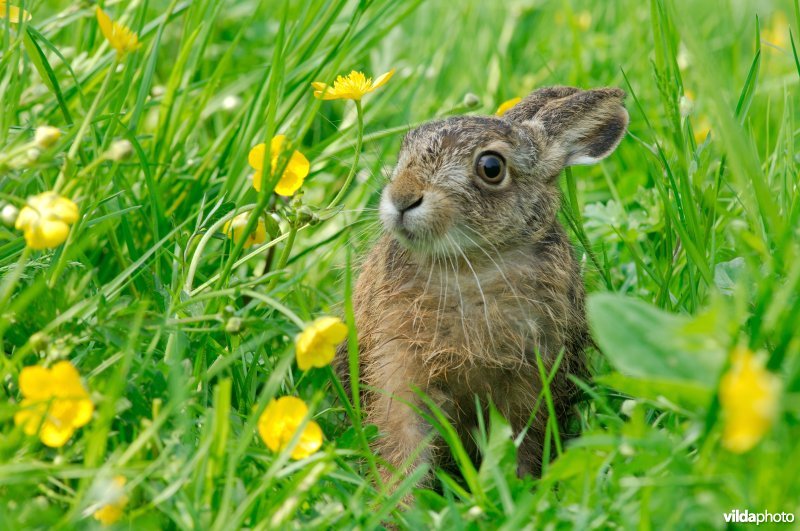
389,226,465,257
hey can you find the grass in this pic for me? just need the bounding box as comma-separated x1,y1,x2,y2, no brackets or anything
1,0,799,528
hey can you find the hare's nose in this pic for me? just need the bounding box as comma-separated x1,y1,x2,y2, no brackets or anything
395,194,424,216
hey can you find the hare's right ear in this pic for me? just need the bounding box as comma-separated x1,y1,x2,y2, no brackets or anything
504,86,629,167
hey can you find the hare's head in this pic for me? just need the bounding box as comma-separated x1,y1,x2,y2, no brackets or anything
379,86,628,255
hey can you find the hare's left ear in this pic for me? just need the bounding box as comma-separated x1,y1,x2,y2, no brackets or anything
505,87,629,167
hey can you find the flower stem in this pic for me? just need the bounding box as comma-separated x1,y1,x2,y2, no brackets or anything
55,57,119,193
327,99,363,209
267,221,298,291
183,204,257,293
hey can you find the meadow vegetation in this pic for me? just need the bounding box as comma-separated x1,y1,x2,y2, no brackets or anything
1,0,799,528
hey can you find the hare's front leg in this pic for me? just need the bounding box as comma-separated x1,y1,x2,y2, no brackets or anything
516,430,544,477
369,390,434,488
365,356,449,489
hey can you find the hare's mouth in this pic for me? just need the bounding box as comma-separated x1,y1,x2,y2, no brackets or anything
389,220,434,250
379,189,454,253
385,216,465,258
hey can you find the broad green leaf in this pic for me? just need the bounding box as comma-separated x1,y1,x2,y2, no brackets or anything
588,293,725,386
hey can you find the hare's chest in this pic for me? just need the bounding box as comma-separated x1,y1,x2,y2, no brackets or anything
401,267,549,367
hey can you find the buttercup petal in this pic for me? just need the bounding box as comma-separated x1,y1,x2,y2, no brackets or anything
277,396,308,419
247,220,268,247
270,134,288,156
248,143,266,170
256,396,322,459
225,212,247,242
258,396,310,452
346,71,366,86
94,504,124,525
295,330,317,370
274,171,303,197
315,90,340,100
14,399,47,435
19,365,52,399
1,3,32,23
70,398,95,428
15,192,79,249
371,69,395,90
292,420,323,459
496,97,522,117
32,219,70,249
39,420,75,448
312,342,336,368
248,136,308,195
50,361,86,394
95,7,139,56
288,150,310,179
51,196,79,223
719,349,780,453
316,316,348,343
95,8,115,44
14,206,37,231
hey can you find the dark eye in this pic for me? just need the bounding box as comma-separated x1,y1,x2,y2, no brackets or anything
476,152,506,184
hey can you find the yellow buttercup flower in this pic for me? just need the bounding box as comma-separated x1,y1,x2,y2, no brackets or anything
576,10,592,31
223,212,267,248
93,476,128,525
0,1,31,23
496,97,522,117
14,191,79,250
693,115,711,145
248,135,310,197
14,361,94,448
258,396,323,460
95,8,140,57
295,316,348,371
762,11,788,49
312,69,394,101
719,348,780,453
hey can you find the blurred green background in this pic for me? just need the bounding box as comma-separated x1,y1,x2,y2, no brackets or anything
1,0,798,528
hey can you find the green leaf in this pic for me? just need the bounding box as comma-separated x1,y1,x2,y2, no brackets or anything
588,293,725,386
478,405,516,491
596,372,711,412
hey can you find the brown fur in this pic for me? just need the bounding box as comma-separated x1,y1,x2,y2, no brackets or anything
335,86,629,484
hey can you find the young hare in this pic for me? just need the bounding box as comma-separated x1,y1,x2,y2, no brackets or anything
336,86,628,482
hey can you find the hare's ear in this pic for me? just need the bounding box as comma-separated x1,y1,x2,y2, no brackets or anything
505,87,629,167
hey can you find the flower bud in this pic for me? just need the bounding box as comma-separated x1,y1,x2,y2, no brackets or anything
295,205,317,225
221,95,242,111
29,331,50,351
1,203,19,226
225,317,243,334
108,140,133,161
463,92,480,108
620,399,637,417
34,126,61,148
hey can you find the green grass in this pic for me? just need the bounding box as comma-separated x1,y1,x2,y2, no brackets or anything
1,0,799,528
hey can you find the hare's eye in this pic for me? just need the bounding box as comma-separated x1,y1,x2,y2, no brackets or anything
476,152,506,184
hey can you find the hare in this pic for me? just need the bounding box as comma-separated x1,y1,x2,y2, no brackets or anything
336,86,629,483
